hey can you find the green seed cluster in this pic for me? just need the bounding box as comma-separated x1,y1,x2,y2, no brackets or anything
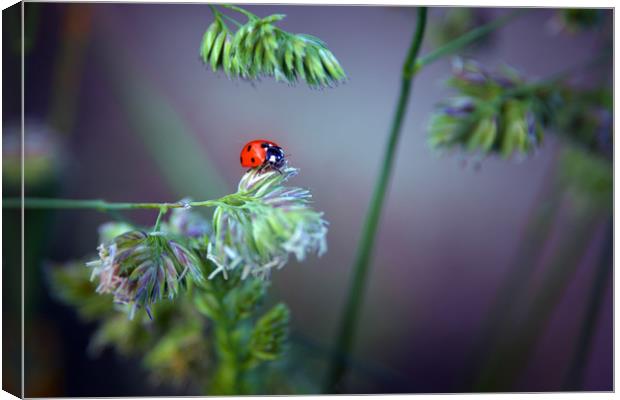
200,12,346,88
429,59,545,159
249,303,290,362
208,167,328,280
87,230,205,319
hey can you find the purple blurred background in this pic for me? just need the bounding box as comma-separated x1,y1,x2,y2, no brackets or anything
3,3,612,396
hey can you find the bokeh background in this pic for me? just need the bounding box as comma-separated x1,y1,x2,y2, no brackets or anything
2,3,613,396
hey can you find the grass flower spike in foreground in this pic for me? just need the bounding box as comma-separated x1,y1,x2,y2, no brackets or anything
47,162,328,322
209,167,328,280
87,230,204,319
36,160,326,393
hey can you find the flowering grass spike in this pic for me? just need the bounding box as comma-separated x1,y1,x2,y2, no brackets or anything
200,5,346,88
429,58,545,159
87,230,205,319
208,167,328,280
249,303,290,363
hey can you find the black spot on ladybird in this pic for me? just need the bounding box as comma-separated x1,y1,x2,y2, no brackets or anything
261,142,269,148
240,156,243,163
251,157,255,163
246,145,252,152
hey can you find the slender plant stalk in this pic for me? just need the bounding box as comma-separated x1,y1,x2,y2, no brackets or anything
562,217,613,390
323,7,428,393
414,8,528,70
197,277,252,395
323,7,528,393
211,325,242,394
152,207,167,232
210,5,243,28
3,197,227,210
209,295,244,395
221,4,256,19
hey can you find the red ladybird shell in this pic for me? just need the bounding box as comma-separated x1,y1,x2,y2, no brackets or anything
240,139,280,168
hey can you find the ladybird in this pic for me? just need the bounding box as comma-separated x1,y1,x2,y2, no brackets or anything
240,139,286,171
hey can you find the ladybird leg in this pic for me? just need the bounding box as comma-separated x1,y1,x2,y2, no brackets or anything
267,163,282,175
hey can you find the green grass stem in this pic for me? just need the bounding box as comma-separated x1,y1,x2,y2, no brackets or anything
323,7,428,393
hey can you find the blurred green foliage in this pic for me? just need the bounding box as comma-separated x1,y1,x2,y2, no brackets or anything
551,85,612,213
552,86,612,155
430,8,491,49
3,123,64,190
560,146,612,212
47,260,114,321
556,9,605,33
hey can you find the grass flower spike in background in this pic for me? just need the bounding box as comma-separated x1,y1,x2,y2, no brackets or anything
429,58,546,159
200,4,346,88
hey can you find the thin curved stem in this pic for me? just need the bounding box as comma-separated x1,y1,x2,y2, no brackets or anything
414,8,528,71
3,197,222,211
210,4,243,28
323,7,427,393
220,4,257,20
152,207,167,232
217,4,287,37
208,4,220,17
220,12,243,28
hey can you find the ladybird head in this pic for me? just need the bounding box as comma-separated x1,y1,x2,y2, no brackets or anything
265,146,286,170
